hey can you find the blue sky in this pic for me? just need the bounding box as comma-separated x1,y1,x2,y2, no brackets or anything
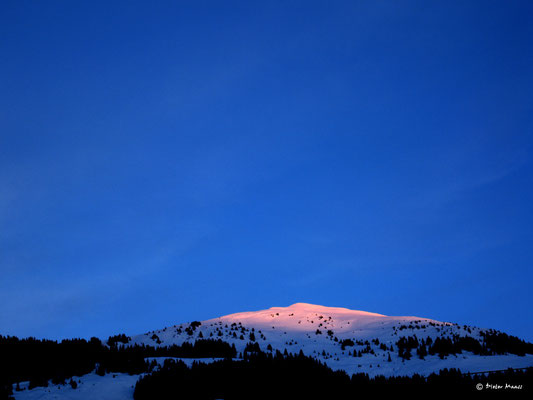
1,1,532,341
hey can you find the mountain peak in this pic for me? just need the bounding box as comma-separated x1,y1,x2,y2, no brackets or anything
129,303,533,380
279,302,386,317
208,302,388,329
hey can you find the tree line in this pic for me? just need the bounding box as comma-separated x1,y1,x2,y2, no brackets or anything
134,345,532,398
396,331,533,360
0,335,236,399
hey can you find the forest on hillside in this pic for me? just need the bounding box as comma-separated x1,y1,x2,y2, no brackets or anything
1,334,531,399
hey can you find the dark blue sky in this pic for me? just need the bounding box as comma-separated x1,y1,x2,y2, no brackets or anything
1,1,532,341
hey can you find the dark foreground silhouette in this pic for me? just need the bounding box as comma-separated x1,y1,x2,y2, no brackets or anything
1,335,531,399
133,349,532,399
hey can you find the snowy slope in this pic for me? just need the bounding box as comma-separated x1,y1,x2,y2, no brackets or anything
129,302,533,377
12,373,138,400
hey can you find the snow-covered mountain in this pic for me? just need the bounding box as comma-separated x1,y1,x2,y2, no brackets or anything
129,302,533,377
10,303,533,400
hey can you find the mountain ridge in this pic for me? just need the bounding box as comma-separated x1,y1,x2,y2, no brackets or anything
129,302,533,378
